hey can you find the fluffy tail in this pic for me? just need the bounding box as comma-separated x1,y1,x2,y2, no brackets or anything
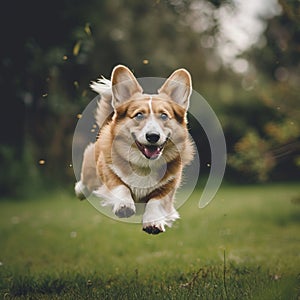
90,76,114,129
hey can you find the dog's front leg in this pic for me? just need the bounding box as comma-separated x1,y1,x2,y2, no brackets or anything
93,184,136,218
142,193,179,234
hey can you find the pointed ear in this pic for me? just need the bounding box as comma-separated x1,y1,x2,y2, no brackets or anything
111,65,143,108
158,69,192,110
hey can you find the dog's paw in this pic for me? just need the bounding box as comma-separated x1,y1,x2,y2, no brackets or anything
114,202,136,218
75,181,89,200
93,185,136,218
142,225,163,235
142,220,166,234
115,204,136,218
142,199,180,234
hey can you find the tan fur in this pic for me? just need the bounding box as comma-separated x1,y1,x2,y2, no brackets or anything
75,65,194,234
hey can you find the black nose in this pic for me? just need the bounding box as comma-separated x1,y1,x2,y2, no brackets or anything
146,132,160,144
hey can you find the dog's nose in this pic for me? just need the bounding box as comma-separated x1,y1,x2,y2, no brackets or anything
146,132,160,144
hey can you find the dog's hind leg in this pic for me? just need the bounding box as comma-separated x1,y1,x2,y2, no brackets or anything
75,143,101,200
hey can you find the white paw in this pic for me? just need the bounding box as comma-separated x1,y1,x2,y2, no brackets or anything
75,181,88,200
93,185,136,218
142,199,179,234
113,201,136,218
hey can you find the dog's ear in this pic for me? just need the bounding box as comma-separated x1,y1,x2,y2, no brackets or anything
158,69,192,110
111,65,143,108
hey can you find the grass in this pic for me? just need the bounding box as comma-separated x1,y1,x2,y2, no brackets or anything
0,183,299,299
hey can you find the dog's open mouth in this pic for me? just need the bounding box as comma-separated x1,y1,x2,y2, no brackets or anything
135,141,164,160
132,133,169,160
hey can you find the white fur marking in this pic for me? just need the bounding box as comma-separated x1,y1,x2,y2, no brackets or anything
148,95,153,114
109,159,168,191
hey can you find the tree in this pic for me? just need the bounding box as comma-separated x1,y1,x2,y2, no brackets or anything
228,0,300,181
0,0,225,196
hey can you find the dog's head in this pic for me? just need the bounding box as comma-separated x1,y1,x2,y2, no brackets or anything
110,65,192,163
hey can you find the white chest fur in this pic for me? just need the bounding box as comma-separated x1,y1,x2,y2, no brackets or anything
109,160,174,202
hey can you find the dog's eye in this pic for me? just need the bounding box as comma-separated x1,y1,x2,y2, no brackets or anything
160,113,169,121
134,112,144,121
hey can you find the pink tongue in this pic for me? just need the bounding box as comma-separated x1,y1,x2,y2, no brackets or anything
144,146,160,158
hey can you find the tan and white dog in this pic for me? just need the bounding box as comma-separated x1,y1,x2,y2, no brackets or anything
75,65,194,234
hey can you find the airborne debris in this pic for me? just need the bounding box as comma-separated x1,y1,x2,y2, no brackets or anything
84,23,92,36
38,159,46,165
74,81,79,89
73,41,81,56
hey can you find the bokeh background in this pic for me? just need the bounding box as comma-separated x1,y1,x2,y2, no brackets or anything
0,0,299,196
0,1,299,298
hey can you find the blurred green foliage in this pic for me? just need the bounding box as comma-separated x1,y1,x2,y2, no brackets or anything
0,0,299,197
227,0,300,181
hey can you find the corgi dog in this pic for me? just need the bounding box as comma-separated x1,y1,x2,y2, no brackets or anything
75,65,194,234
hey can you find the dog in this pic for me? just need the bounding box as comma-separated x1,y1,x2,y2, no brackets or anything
75,65,194,234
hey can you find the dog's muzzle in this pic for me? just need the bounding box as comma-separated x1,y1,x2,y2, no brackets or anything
132,133,168,160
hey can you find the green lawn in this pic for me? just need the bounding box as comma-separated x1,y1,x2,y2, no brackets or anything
0,184,299,299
